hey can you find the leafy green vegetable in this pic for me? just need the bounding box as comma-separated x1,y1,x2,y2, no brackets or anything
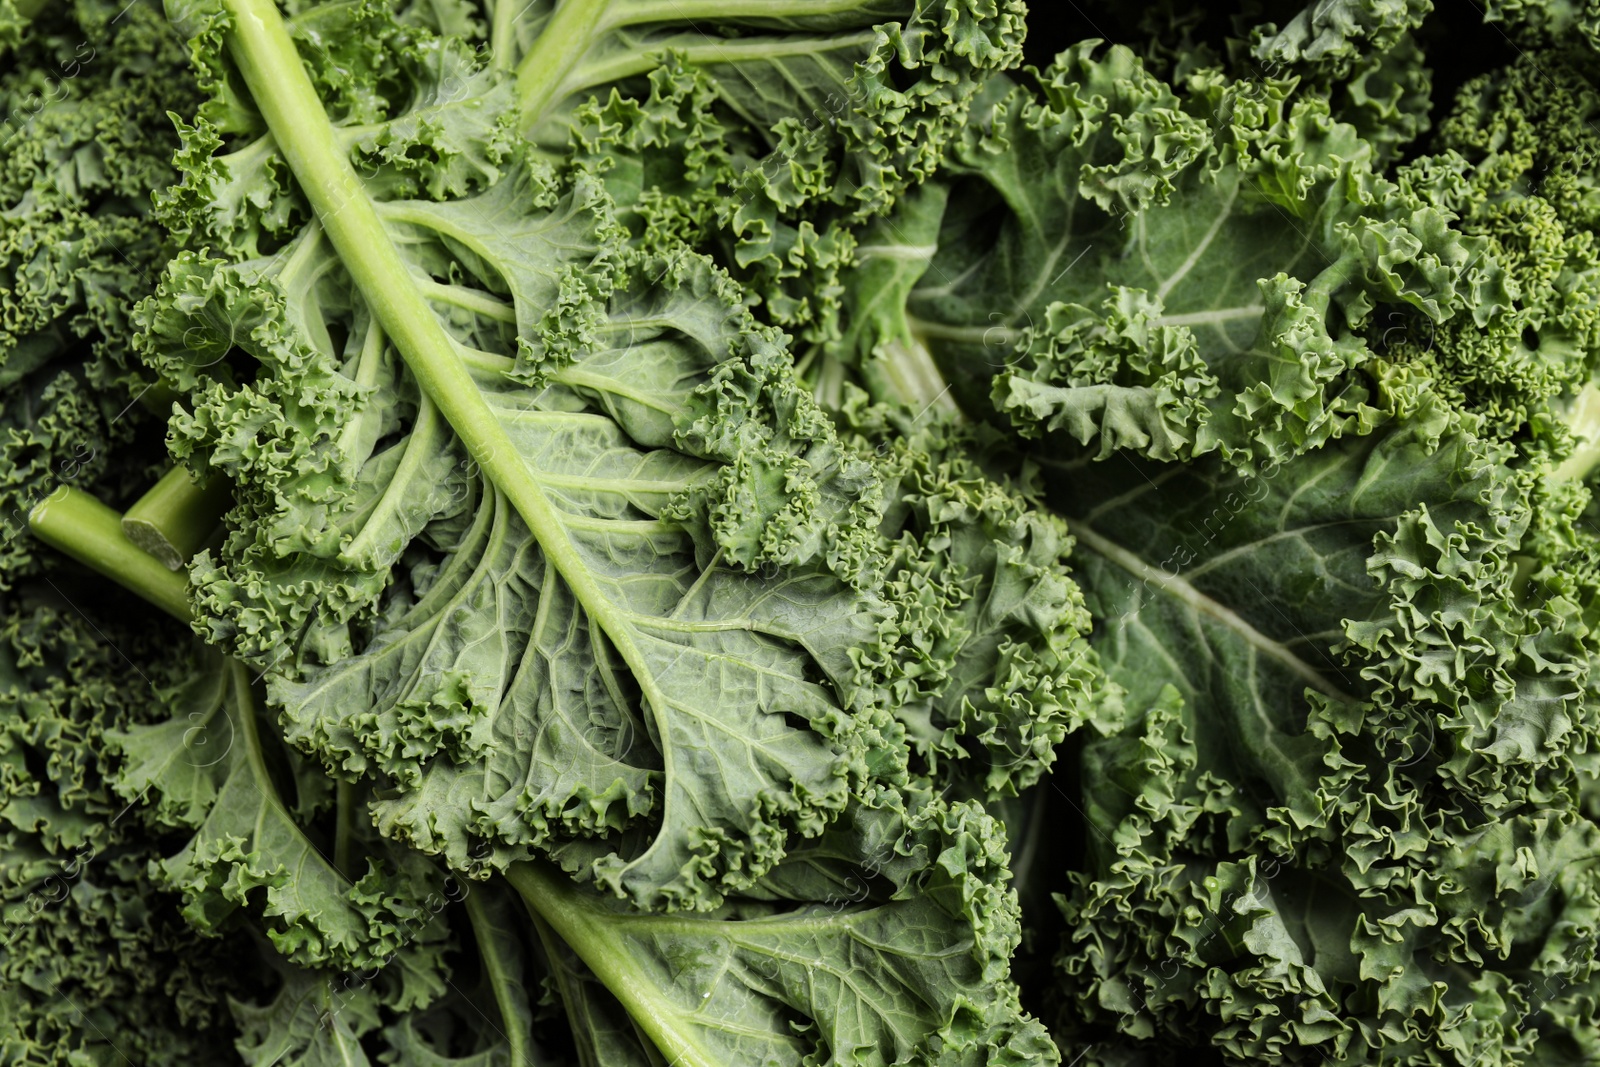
1051,404,1600,1065
512,789,1056,1067
10,1,1600,1065
147,105,913,911
0,596,242,1065
828,41,1500,468
134,0,1095,920
814,22,1600,1067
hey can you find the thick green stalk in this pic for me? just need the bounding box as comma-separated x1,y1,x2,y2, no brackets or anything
620,0,866,20
507,862,715,1067
488,0,517,72
122,465,231,570
29,487,193,622
209,0,677,735
563,31,875,94
513,0,612,130
230,657,276,794
342,394,440,564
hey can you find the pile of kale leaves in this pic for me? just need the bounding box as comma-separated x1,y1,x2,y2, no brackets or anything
3,0,1599,1064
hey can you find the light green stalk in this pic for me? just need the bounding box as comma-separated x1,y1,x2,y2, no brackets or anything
122,465,231,570
508,862,716,1067
513,0,612,128
29,487,193,622
462,890,534,1065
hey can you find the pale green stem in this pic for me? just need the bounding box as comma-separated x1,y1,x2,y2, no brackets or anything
340,394,441,564
566,32,872,97
811,349,845,412
1553,381,1600,484
29,487,193,622
507,863,715,1067
231,658,275,797
871,337,959,417
489,0,518,72
333,316,387,466
617,0,867,22
513,0,612,129
122,465,232,571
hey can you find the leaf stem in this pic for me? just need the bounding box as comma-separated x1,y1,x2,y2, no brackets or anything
29,486,193,622
617,0,870,22
507,862,714,1067
230,657,276,792
122,465,232,571
871,336,960,417
463,889,533,1065
513,0,612,130
850,184,963,417
489,0,518,72
333,317,387,472
564,31,875,99
340,393,441,565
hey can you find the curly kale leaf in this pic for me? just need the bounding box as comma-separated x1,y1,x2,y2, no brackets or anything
228,887,550,1067
828,391,1115,800
1395,49,1600,441
512,790,1059,1067
1018,1,1436,162
508,0,1025,342
142,161,915,910
0,0,201,588
825,42,1499,471
1249,0,1432,75
138,0,988,912
110,649,455,977
1048,382,1600,1064
160,0,1024,346
0,598,240,1064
